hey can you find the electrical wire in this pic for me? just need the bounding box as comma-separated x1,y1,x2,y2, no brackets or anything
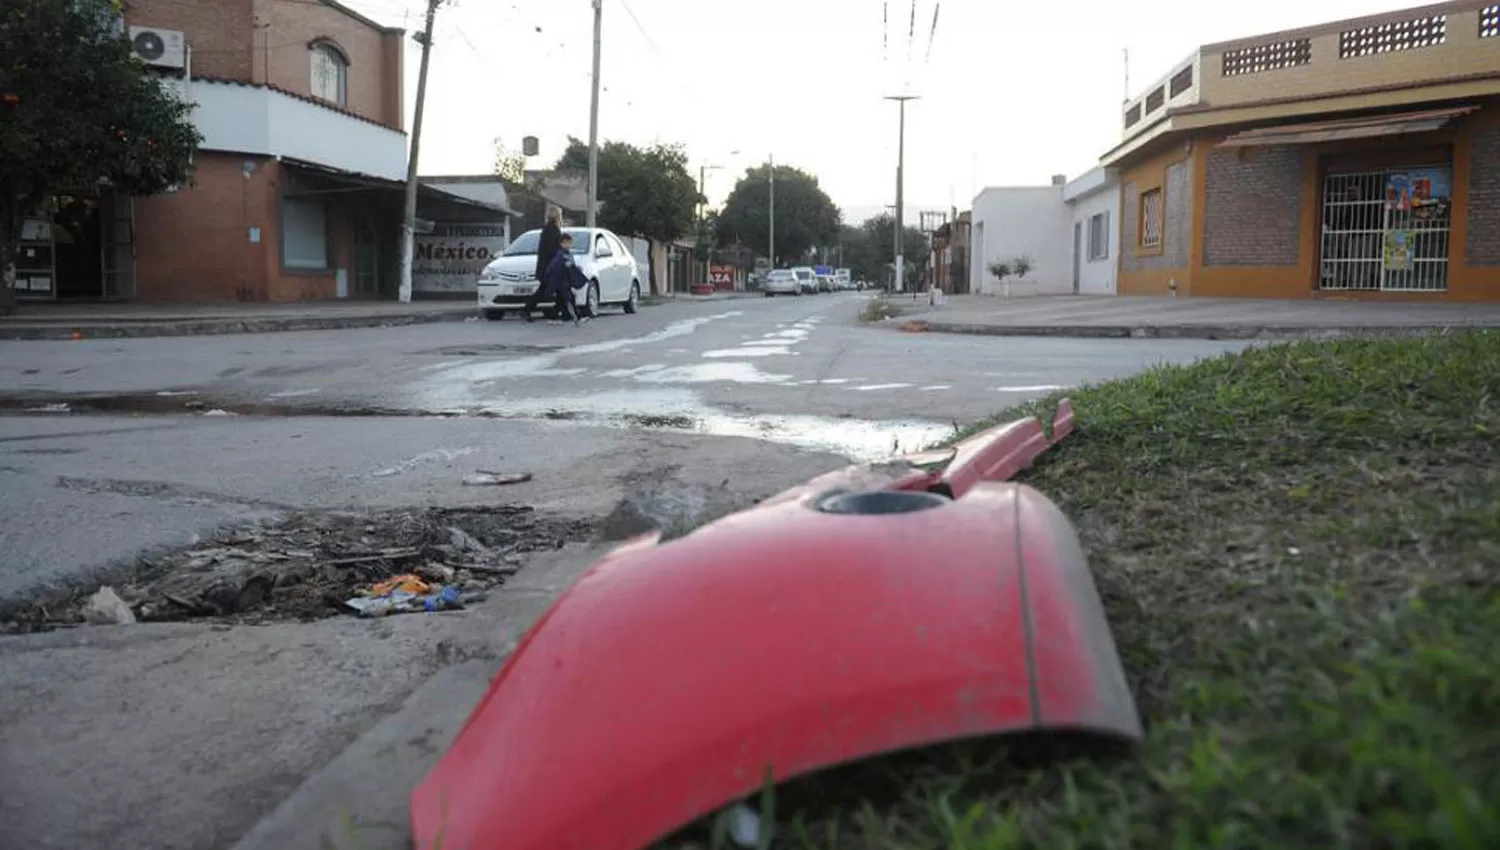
923,2,939,66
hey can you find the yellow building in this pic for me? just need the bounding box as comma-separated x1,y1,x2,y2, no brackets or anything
1104,0,1500,301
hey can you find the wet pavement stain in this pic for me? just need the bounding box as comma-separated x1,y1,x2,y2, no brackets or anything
0,390,954,461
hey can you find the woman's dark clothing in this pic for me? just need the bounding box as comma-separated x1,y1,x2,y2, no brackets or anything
523,222,564,318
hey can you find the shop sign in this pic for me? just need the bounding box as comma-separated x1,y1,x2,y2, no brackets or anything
709,265,735,291
413,223,506,293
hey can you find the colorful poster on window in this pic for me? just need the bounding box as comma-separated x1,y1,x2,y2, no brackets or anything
1385,173,1412,212
1408,168,1451,203
1384,229,1414,271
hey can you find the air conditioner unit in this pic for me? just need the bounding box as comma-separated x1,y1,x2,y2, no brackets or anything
128,26,186,70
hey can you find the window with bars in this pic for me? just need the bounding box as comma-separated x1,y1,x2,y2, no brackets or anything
1482,5,1499,38
1087,212,1110,261
1222,38,1312,76
1339,14,1446,58
1139,189,1163,251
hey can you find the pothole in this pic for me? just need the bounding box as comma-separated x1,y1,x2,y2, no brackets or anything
0,506,594,633
418,344,566,357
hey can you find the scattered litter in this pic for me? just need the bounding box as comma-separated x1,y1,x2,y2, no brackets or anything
344,582,462,618
369,573,430,596
899,321,931,333
727,802,764,849
1,506,592,632
462,471,534,487
82,586,136,625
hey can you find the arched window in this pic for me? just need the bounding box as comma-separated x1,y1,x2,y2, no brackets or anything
309,42,348,107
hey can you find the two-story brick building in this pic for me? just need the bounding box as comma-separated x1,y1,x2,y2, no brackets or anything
1104,0,1500,302
11,0,509,303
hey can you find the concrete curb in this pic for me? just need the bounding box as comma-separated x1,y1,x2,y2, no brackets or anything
0,309,477,341
913,320,1496,341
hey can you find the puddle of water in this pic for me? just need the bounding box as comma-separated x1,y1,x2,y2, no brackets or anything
371,447,477,478
701,345,792,359
599,364,670,379
631,362,792,385
475,390,949,461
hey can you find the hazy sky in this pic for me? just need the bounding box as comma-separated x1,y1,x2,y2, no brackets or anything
341,0,1418,223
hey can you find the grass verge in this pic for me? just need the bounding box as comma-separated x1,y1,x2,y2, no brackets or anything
668,331,1500,849
858,299,908,323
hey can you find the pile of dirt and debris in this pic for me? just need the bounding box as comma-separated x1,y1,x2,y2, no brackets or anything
3,506,592,632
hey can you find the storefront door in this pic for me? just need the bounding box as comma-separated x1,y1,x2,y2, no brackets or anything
1319,164,1453,293
353,216,381,298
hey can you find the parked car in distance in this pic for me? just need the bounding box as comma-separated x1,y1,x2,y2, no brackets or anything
815,274,836,293
763,269,801,296
791,267,817,294
476,227,643,321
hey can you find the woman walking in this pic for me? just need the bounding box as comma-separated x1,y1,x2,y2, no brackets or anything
523,206,563,322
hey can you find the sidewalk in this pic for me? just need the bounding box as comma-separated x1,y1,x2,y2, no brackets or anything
0,301,478,340
895,294,1500,340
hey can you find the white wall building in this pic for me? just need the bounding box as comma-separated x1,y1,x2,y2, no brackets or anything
1062,167,1120,295
970,177,1073,297
969,169,1121,297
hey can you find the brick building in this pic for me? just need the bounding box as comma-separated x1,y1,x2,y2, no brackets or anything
11,0,508,303
1103,0,1500,301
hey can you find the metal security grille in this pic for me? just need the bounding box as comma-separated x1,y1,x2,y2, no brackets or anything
1482,5,1499,38
1319,167,1451,292
1140,189,1163,250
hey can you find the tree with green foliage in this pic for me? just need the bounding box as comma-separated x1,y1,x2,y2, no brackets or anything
0,0,200,312
491,138,528,184
717,164,840,267
551,137,699,289
859,212,930,287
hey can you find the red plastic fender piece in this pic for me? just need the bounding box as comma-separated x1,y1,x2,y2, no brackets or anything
410,404,1138,850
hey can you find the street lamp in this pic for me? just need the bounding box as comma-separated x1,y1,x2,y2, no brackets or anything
697,150,740,287
884,93,919,293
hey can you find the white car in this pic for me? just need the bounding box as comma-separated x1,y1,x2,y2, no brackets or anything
476,227,643,320
762,269,801,296
791,266,817,294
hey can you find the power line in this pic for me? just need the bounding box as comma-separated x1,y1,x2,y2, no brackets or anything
923,2,940,65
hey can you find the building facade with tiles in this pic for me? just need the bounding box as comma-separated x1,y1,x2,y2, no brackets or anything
1103,0,1500,302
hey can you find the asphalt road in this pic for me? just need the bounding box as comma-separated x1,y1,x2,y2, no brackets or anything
0,294,1247,850
2,293,1245,465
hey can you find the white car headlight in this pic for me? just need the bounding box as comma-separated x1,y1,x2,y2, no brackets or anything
479,266,502,282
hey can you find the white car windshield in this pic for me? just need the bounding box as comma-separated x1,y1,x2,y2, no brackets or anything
768,271,795,281
794,270,813,281
502,229,592,256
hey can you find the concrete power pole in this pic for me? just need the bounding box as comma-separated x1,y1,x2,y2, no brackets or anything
885,94,918,293
586,0,603,227
768,154,775,268
398,0,442,304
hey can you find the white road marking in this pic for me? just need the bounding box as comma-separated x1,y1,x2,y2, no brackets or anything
994,385,1067,393
851,383,914,392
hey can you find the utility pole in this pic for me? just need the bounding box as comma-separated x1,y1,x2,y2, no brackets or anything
768,154,775,268
885,94,918,294
586,0,603,227
398,0,442,303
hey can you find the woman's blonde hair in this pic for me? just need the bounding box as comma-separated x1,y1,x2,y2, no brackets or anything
545,205,562,225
